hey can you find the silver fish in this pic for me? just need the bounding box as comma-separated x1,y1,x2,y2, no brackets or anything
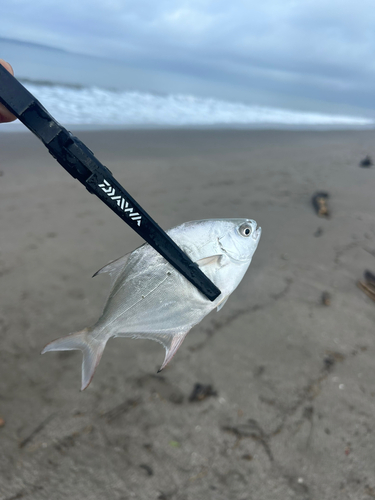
42,218,261,390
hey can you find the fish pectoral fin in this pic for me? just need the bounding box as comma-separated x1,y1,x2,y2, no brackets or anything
93,252,131,279
216,295,229,311
196,255,222,267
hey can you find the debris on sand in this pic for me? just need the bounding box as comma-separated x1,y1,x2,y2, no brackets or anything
19,413,55,449
321,291,331,306
0,417,5,428
311,192,330,218
364,270,375,285
189,383,217,402
223,419,273,461
323,351,345,371
102,398,140,422
359,155,373,168
140,464,153,476
357,270,375,302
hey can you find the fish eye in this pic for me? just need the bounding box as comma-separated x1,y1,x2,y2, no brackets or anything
239,223,252,237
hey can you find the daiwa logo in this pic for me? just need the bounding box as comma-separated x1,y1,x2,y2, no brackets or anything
98,179,142,226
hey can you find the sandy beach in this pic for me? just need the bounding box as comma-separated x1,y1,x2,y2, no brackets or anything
1,128,375,500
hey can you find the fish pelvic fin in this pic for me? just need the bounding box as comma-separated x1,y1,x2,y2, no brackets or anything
216,295,229,312
41,328,107,391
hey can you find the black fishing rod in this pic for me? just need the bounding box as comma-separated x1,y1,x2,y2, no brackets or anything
0,65,221,301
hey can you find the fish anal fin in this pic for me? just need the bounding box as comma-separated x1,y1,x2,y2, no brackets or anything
196,255,221,267
114,330,189,373
217,295,229,312
157,332,188,372
93,253,131,279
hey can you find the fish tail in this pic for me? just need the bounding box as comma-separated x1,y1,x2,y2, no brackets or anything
41,328,107,391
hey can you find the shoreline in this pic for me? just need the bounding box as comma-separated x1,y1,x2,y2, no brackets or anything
2,120,375,133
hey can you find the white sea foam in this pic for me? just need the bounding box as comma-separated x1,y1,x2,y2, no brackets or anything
14,82,375,128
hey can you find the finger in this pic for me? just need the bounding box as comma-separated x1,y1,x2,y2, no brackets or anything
0,60,17,123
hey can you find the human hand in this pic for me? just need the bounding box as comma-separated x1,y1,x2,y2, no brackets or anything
0,60,16,123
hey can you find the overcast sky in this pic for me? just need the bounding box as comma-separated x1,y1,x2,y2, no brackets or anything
2,0,375,113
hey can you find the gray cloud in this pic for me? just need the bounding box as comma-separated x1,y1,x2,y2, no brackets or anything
2,0,375,112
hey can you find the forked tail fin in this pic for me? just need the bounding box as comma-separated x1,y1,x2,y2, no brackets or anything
41,328,107,391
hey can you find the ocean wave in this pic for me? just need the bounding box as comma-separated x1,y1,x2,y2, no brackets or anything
15,81,375,128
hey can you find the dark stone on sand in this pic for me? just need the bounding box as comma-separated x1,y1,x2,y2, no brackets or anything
189,383,217,402
321,291,331,306
323,356,335,370
359,155,372,168
140,464,153,476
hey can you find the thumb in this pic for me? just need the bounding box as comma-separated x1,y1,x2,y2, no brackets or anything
0,60,17,123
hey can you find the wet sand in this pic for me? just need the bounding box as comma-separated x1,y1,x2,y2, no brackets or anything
1,128,375,500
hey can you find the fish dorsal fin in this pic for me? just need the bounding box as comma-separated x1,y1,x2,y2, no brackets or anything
93,252,131,280
196,255,221,267
216,295,229,312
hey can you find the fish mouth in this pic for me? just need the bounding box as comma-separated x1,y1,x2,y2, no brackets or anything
245,219,261,241
252,225,262,241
